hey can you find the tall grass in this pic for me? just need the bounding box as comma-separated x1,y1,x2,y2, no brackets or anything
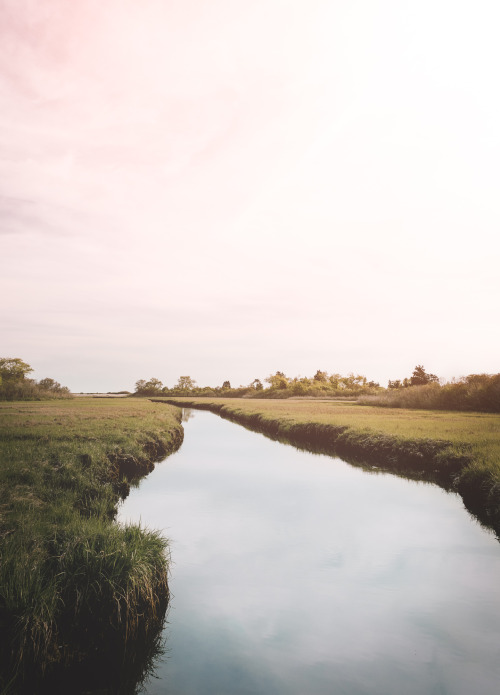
0,398,183,691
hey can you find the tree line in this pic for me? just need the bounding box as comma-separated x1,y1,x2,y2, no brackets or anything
134,365,445,399
0,358,71,401
134,365,500,412
2,357,497,411
387,364,439,389
134,369,382,398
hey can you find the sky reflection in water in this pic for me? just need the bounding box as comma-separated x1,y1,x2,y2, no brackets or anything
118,410,500,695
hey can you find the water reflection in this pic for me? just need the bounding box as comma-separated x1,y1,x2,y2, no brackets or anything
182,407,195,422
233,416,457,490
13,614,168,695
119,409,500,695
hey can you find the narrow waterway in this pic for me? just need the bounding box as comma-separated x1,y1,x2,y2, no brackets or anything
118,409,500,695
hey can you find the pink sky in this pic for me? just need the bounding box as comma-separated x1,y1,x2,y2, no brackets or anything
2,0,499,391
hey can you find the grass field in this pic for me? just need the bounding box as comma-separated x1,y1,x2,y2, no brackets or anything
158,397,500,534
0,398,183,692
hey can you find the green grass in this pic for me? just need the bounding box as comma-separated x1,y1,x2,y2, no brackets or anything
0,398,183,692
159,397,500,533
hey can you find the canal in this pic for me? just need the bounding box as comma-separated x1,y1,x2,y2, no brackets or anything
118,409,500,694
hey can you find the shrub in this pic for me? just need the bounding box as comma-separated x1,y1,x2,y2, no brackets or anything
359,374,500,413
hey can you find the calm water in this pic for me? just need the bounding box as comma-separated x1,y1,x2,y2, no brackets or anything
118,410,500,695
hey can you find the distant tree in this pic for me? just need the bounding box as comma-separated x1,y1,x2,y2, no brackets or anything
134,378,163,395
38,378,58,390
175,376,196,391
38,377,56,391
328,373,341,389
0,358,34,399
38,378,69,395
410,365,439,386
341,373,367,391
147,378,163,391
135,379,147,393
313,370,327,383
0,358,33,382
388,379,402,389
288,382,302,396
265,371,289,390
250,379,263,391
222,381,231,389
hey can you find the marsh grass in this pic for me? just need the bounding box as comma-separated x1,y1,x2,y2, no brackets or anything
160,397,500,534
0,398,183,691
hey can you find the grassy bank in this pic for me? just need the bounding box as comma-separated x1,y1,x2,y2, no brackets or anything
157,397,500,535
0,398,183,693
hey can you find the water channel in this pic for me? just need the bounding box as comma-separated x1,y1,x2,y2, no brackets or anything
118,409,500,694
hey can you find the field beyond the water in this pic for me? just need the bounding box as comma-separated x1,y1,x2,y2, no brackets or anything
0,398,183,693
157,397,500,535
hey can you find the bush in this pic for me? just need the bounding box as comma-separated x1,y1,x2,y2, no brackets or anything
0,358,71,401
359,374,500,413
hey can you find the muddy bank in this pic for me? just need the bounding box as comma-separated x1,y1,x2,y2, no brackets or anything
108,424,184,499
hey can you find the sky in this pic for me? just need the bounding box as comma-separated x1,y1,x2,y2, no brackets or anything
2,0,499,392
